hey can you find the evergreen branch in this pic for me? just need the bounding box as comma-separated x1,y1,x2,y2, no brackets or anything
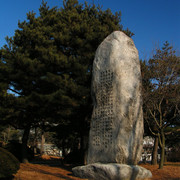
8,88,21,95
166,58,179,86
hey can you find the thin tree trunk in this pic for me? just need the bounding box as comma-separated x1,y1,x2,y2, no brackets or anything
40,131,45,155
152,136,158,165
164,152,167,163
33,127,38,154
62,139,66,158
3,132,6,145
159,131,165,169
7,126,10,143
22,126,30,163
82,135,89,165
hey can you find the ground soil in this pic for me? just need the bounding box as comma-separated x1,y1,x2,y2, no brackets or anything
13,155,180,180
140,162,180,180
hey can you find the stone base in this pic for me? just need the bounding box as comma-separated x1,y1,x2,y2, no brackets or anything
72,163,152,180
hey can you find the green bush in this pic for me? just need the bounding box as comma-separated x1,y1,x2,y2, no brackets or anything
0,147,20,179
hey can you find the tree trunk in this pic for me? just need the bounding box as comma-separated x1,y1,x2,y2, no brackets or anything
152,136,158,165
79,127,89,165
7,126,10,143
40,130,45,155
33,127,38,154
82,135,89,165
22,126,30,163
164,153,167,163
62,139,68,158
159,131,165,169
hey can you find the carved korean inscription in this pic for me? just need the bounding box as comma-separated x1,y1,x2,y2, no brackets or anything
91,69,114,148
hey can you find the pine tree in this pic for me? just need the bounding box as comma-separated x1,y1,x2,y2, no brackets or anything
0,0,133,163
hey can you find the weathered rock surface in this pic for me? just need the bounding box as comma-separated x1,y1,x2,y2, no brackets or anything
72,163,152,180
87,31,144,165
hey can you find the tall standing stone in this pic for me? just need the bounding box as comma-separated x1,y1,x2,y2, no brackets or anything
72,31,152,180
87,31,144,165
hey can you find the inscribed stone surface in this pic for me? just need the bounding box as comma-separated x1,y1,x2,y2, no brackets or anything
87,31,144,165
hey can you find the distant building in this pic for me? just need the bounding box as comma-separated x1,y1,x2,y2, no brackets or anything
37,143,62,157
141,136,158,162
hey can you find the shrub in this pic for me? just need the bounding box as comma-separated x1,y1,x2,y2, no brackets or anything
0,147,20,179
5,140,34,162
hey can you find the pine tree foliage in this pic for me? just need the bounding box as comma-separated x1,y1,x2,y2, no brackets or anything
0,0,133,155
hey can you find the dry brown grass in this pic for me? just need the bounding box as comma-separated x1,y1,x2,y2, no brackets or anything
140,162,180,180
13,155,86,180
13,163,87,180
13,156,180,180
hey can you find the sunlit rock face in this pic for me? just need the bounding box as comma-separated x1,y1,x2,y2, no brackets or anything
87,31,144,165
73,163,152,180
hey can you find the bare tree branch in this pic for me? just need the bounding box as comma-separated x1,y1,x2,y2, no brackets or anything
149,109,160,128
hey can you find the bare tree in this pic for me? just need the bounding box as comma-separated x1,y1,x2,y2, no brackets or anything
144,42,180,169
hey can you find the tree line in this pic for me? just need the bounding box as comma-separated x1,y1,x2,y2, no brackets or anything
0,0,179,168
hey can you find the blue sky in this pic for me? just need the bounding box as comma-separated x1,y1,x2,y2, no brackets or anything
0,0,179,60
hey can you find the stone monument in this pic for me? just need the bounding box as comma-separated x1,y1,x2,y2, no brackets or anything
72,31,152,180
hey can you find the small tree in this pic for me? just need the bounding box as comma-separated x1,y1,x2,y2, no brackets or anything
140,60,159,165
144,42,180,169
